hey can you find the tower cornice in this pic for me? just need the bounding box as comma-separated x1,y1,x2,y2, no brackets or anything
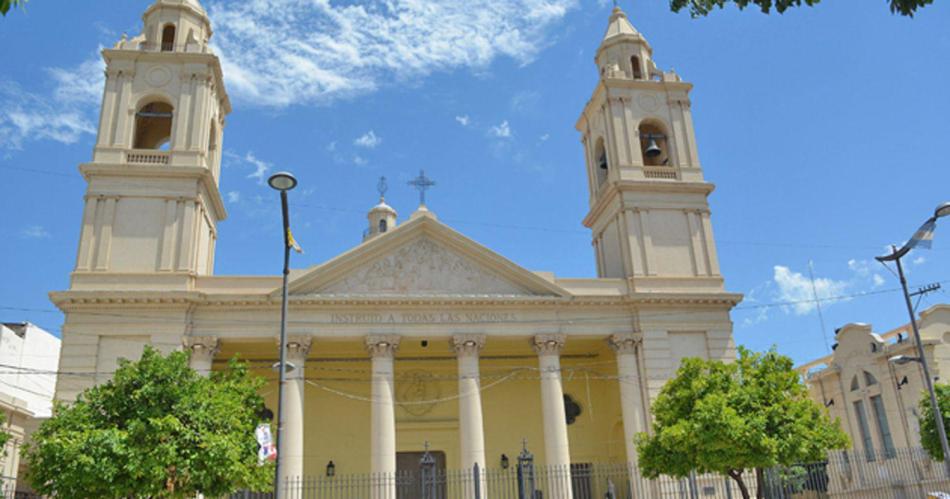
79,163,227,222
581,180,715,229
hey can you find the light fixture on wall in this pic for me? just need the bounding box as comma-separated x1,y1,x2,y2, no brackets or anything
500,454,510,470
326,461,336,477
824,399,835,408
897,376,910,390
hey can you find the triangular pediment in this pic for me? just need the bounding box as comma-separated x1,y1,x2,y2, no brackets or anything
285,213,568,298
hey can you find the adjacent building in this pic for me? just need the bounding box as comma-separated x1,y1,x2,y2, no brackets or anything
50,1,742,496
799,303,950,457
0,322,61,493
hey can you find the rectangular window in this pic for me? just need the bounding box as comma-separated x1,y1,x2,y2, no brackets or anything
853,400,876,462
870,396,896,459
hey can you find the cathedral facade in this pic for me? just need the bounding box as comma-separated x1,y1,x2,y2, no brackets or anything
51,0,740,495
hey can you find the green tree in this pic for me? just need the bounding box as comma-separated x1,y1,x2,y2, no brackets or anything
919,383,950,461
25,346,272,499
0,0,25,16
669,0,933,17
636,347,849,499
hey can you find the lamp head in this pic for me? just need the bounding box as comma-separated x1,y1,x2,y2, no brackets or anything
889,355,920,366
936,202,950,219
268,172,298,192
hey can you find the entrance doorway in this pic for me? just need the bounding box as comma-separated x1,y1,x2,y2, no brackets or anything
397,450,446,499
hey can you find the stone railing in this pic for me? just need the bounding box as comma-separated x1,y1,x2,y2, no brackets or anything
643,166,678,180
126,150,170,165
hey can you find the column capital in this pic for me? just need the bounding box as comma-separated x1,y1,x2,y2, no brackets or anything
532,334,566,356
183,336,219,358
608,333,641,354
451,334,486,357
365,334,400,358
276,336,312,361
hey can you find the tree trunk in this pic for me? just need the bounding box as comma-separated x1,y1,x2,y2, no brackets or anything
755,467,765,499
728,470,751,499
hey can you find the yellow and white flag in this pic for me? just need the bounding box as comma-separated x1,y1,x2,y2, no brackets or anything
287,228,303,254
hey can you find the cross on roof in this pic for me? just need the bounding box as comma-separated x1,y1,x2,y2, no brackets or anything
377,176,388,199
408,170,436,207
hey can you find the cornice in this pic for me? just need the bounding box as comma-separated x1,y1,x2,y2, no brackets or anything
49,288,741,310
79,162,227,222
582,180,716,228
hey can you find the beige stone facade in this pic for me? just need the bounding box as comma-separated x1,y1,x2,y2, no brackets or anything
51,1,740,489
799,304,950,456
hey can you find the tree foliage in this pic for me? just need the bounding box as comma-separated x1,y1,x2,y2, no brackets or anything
636,347,848,499
919,382,950,461
669,0,934,17
0,0,25,16
25,346,272,499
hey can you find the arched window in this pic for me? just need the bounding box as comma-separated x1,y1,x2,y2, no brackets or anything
631,56,643,80
379,219,388,233
208,122,218,168
161,24,176,51
638,122,669,167
133,101,174,150
593,138,608,187
863,371,878,386
850,376,860,392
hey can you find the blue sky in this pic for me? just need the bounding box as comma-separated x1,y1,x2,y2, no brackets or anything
1,0,948,366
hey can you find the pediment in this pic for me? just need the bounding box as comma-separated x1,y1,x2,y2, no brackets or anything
286,214,568,298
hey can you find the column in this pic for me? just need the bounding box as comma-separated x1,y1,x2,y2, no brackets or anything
183,336,219,376
281,337,312,489
366,335,400,499
452,334,487,499
533,334,573,499
609,333,652,499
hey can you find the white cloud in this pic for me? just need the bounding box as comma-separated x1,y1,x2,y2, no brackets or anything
244,152,272,185
354,130,381,149
0,53,104,150
873,274,886,287
227,191,241,203
773,265,850,316
455,115,470,126
913,256,926,266
539,133,550,141
21,225,51,239
490,120,512,138
207,0,577,107
353,155,368,166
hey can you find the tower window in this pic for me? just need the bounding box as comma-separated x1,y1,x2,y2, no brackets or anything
133,102,174,150
161,24,176,51
638,122,669,167
593,138,608,187
631,56,643,80
379,219,388,233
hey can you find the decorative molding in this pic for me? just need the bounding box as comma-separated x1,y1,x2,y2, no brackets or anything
365,334,401,358
322,237,530,296
275,336,312,360
533,334,567,356
451,334,486,357
608,333,641,354
183,335,219,360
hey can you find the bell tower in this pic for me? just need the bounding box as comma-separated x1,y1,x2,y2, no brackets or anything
72,0,230,290
577,7,724,292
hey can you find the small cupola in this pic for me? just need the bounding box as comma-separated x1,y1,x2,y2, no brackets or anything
596,6,656,81
142,0,213,53
364,177,398,241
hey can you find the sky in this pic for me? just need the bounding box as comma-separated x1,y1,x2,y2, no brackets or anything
1,0,948,366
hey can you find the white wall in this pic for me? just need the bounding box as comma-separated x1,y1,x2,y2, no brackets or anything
0,323,61,417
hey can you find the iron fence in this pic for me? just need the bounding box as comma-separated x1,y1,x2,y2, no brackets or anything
233,446,950,499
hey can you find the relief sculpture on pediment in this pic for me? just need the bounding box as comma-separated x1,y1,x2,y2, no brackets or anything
322,237,528,295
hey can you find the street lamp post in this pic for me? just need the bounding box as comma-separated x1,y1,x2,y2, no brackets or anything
878,202,950,473
268,172,298,498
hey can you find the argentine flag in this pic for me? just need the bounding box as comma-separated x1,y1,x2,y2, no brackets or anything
905,217,937,251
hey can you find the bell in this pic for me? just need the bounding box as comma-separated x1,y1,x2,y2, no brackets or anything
644,137,662,158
